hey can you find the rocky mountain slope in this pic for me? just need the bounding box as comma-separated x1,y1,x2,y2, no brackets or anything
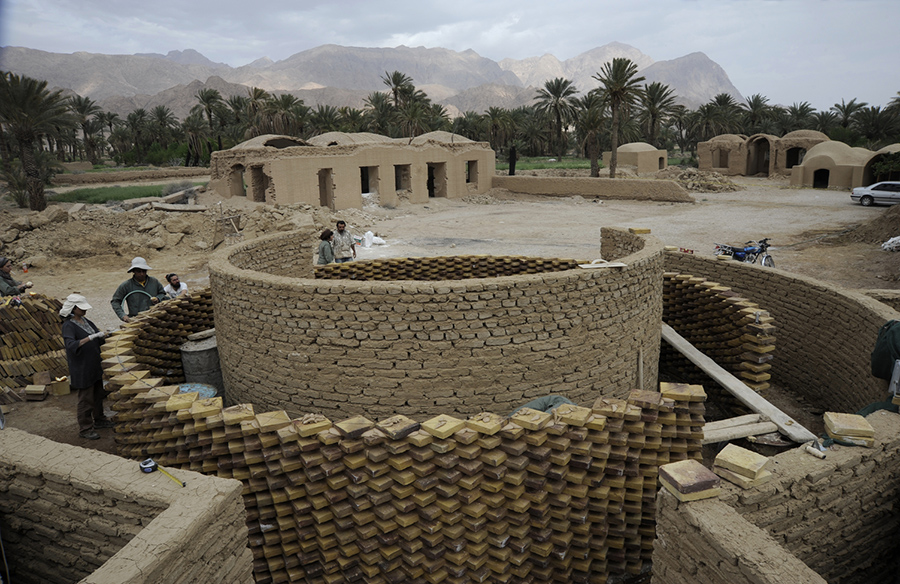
0,43,743,117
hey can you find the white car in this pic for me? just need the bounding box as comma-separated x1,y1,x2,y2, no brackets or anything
850,181,900,206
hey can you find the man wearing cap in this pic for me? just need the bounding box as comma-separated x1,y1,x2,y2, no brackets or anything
110,257,167,322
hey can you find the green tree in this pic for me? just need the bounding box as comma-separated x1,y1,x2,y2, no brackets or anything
830,98,868,128
574,93,606,177
150,105,178,149
125,108,149,162
740,94,772,135
192,88,224,151
68,95,101,164
593,58,645,178
535,77,578,159
363,91,397,137
381,71,414,108
0,71,70,210
637,81,677,148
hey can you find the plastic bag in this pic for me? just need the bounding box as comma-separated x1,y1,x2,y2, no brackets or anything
364,231,374,248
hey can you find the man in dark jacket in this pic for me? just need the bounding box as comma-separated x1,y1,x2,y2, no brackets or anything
111,257,167,322
60,294,113,440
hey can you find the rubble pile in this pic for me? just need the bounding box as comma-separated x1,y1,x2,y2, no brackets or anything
659,168,740,193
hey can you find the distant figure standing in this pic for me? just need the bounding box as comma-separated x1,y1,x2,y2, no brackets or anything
0,256,33,296
164,273,189,298
332,220,356,263
111,257,167,322
317,229,335,265
60,294,113,440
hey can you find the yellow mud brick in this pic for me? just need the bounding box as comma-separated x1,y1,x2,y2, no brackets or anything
466,412,505,435
585,414,607,431
553,404,592,426
190,396,223,419
165,391,197,411
593,397,628,418
714,443,771,479
628,228,651,234
825,428,874,447
222,403,255,425
510,407,551,431
377,414,420,440
257,410,292,433
823,412,874,438
658,459,720,497
713,465,773,489
294,413,332,437
335,415,375,439
421,414,465,439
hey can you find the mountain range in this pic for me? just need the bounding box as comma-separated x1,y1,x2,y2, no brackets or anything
0,42,744,121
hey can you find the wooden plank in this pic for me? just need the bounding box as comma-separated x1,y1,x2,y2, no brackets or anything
703,414,761,433
702,422,779,445
662,323,816,444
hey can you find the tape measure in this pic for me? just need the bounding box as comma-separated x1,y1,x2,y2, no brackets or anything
139,459,158,473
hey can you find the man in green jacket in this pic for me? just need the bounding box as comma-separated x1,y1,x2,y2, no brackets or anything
111,257,167,322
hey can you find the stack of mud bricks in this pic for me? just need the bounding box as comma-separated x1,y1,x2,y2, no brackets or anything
315,256,583,281
101,288,216,451
0,294,68,388
661,273,776,402
101,362,706,584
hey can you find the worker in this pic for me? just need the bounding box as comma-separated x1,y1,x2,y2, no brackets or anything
111,257,167,322
0,256,33,296
332,221,356,263
60,293,113,440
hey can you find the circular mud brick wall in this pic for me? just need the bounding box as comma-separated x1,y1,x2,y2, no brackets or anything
209,228,665,419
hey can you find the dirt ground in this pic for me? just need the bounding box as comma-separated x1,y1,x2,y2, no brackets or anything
2,171,899,455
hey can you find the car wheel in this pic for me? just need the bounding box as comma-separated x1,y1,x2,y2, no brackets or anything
861,195,874,206
762,255,774,268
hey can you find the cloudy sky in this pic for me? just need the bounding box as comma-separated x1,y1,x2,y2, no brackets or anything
1,0,897,110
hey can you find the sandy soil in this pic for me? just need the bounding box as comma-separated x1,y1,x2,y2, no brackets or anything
3,172,899,454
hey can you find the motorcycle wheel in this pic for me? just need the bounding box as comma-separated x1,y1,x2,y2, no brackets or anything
762,255,774,267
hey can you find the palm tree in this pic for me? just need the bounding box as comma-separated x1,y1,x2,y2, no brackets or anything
363,91,396,137
382,71,414,108
853,106,899,149
638,81,677,148
574,93,606,177
192,88,224,150
0,71,70,210
830,98,868,128
310,104,342,135
68,95,101,164
181,112,207,166
741,94,772,135
811,111,838,134
535,77,578,159
691,103,728,141
150,105,178,149
593,58,645,178
125,108,149,162
453,111,486,141
485,107,513,152
338,107,366,133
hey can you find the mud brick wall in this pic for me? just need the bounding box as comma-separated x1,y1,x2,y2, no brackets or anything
98,343,706,584
0,428,253,584
101,288,216,386
652,491,827,584
653,410,900,584
661,273,777,409
664,251,900,413
492,175,694,203
209,228,665,421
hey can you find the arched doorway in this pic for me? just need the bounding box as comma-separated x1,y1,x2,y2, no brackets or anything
786,147,807,169
747,139,771,176
813,168,830,189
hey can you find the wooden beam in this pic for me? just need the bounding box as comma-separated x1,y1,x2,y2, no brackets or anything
662,323,817,444
703,414,761,433
702,422,779,445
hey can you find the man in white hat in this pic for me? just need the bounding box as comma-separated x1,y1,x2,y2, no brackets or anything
110,257,167,322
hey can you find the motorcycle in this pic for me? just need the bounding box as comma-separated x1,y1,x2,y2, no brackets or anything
713,238,774,267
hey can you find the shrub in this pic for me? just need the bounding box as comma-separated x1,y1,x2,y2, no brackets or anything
161,181,196,196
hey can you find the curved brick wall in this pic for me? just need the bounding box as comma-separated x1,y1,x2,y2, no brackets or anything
209,227,665,419
664,251,900,412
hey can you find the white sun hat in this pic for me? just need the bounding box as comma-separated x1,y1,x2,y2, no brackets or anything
128,257,152,272
59,293,92,317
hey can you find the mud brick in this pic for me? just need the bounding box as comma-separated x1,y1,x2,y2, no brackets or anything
332,415,373,439
467,412,505,435
376,414,420,440
222,403,255,425
422,414,465,439
592,397,627,419
510,408,551,431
